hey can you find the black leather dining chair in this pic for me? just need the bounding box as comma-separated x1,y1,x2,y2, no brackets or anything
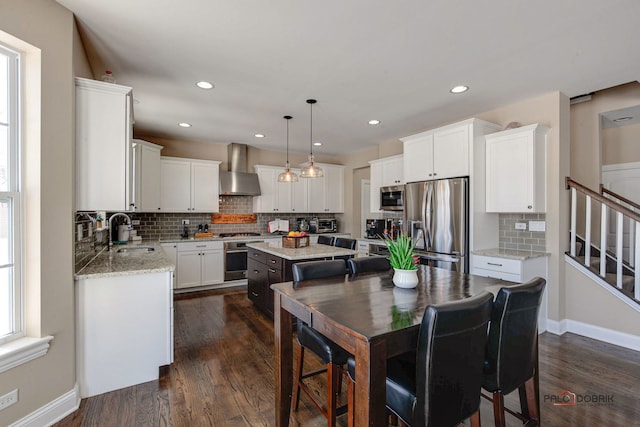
481,278,546,427
317,235,334,246
291,260,350,426
347,257,391,274
346,291,494,427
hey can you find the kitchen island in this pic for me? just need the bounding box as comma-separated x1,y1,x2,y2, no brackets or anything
246,241,357,317
75,243,175,398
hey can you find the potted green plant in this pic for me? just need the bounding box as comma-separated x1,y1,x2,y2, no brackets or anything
384,233,419,288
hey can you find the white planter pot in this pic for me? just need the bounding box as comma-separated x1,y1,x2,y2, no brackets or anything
392,268,419,289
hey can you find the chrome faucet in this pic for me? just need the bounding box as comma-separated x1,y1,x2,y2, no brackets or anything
108,212,131,250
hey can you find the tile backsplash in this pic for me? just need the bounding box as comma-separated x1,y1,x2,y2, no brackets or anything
498,213,546,252
75,196,344,272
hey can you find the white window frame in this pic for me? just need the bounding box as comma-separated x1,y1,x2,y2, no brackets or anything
0,43,23,346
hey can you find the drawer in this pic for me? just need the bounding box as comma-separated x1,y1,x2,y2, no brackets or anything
177,240,223,252
472,255,521,275
248,248,266,264
471,267,522,283
265,255,283,270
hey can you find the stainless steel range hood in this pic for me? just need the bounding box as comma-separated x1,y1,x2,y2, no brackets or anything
219,143,261,196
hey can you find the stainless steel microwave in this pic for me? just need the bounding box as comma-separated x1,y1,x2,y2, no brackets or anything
380,185,404,211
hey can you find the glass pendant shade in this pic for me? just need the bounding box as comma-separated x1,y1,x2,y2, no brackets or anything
300,99,323,178
278,115,298,182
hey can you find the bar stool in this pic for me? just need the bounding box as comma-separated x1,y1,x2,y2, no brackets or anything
346,292,494,427
291,260,350,426
481,278,546,427
317,235,334,246
347,257,391,274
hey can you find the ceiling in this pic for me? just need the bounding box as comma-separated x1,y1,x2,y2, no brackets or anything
57,0,640,156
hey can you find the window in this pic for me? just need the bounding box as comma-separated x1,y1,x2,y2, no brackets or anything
0,43,21,345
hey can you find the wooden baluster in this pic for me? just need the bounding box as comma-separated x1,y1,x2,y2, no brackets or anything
570,188,577,257
585,195,591,267
616,211,624,289
601,203,608,278
635,221,640,300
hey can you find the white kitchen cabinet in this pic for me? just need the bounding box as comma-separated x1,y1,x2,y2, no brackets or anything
402,119,498,183
369,155,404,213
175,240,224,289
75,77,134,211
253,165,309,213
133,139,163,212
160,157,221,212
470,253,548,331
485,124,548,213
308,163,345,213
76,271,173,397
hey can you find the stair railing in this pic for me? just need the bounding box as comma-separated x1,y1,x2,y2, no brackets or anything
566,177,639,300
601,184,639,265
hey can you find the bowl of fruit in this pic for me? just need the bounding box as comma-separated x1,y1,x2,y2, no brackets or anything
282,231,310,248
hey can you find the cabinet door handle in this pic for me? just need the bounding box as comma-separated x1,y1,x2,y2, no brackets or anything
527,205,532,209
253,270,259,274
268,268,276,273
196,245,206,248
487,262,503,267
270,260,276,264
251,291,259,297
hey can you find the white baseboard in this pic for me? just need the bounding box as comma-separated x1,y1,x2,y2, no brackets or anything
11,384,80,427
545,319,640,352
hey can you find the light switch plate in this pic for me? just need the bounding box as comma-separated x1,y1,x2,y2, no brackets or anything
515,222,527,230
529,221,546,232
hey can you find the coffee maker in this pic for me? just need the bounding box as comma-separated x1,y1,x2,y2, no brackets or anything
365,219,385,239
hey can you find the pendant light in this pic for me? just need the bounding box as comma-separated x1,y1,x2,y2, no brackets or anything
278,115,298,182
300,99,324,178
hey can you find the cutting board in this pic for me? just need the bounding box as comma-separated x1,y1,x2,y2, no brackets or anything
211,214,257,224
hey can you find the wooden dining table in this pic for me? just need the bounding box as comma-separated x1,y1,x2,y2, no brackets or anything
272,264,515,427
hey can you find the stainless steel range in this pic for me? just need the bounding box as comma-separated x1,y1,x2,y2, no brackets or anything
222,232,263,281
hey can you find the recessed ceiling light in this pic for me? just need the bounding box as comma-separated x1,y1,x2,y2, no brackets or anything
255,134,265,138
196,81,214,89
613,116,633,122
178,122,192,128
313,142,322,146
450,85,469,94
368,119,380,125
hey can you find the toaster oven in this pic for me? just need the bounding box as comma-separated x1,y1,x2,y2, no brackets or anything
310,218,337,234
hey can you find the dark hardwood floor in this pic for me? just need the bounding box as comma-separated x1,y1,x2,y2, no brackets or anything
55,287,640,426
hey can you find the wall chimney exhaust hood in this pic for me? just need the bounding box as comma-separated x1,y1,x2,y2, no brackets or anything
219,143,261,196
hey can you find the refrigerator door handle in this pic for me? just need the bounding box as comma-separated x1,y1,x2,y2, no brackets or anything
418,254,461,263
425,183,433,250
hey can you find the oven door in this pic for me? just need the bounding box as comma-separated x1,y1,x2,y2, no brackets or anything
224,241,261,281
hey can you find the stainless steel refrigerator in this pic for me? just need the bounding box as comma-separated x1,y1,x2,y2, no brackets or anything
404,177,469,273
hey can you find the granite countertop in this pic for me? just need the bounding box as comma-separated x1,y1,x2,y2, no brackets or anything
472,248,549,261
246,241,358,261
158,232,350,244
75,242,175,280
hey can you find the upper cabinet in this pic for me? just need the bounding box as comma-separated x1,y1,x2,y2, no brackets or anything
402,122,472,183
253,165,309,213
308,163,344,213
253,163,343,213
75,77,133,211
160,157,221,212
369,154,404,213
132,140,163,212
485,124,549,213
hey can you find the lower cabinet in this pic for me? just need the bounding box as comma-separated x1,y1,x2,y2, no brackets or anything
175,241,224,289
471,253,548,331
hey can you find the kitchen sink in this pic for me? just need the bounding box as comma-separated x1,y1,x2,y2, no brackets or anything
116,246,155,253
